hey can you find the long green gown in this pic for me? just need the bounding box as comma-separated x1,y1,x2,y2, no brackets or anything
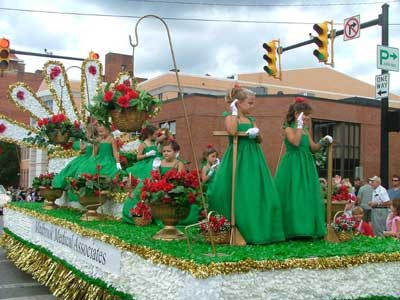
122,166,201,225
52,141,93,189
207,117,285,244
75,142,118,179
126,144,159,180
274,123,326,239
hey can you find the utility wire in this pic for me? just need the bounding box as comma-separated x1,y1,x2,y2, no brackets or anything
124,0,400,7
0,7,399,25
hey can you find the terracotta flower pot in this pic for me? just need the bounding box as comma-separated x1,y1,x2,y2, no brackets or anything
149,203,190,241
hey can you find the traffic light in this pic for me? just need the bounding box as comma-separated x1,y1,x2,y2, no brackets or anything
89,51,99,60
313,22,329,63
262,40,279,79
0,38,10,71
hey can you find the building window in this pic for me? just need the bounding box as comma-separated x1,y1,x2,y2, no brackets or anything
21,147,30,160
313,120,361,180
159,120,176,135
44,99,53,110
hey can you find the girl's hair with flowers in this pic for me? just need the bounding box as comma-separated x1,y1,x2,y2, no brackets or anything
140,124,157,141
202,144,218,164
162,139,180,152
285,98,313,126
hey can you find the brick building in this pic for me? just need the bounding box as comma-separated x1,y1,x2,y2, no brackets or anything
0,54,43,187
151,93,400,182
5,52,400,187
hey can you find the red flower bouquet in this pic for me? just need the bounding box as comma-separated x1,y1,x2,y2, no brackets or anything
130,201,152,226
89,80,161,130
140,169,201,207
199,213,231,244
68,173,112,197
112,171,140,193
23,113,86,147
331,184,357,202
32,173,56,189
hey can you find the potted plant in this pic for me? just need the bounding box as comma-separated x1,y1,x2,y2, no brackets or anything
130,201,152,226
140,168,201,240
67,171,112,221
32,173,62,210
331,212,356,241
330,184,357,217
23,113,86,147
89,80,162,132
111,171,140,194
199,212,231,244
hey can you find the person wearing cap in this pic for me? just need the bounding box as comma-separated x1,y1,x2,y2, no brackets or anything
368,175,390,237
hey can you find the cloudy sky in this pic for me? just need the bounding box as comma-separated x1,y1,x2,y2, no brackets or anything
1,0,400,94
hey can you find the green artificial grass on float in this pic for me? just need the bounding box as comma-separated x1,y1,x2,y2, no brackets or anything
6,202,400,265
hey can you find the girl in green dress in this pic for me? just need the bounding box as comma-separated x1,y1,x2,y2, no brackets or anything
122,140,185,224
274,97,332,239
126,125,159,180
75,123,121,178
207,86,285,244
201,144,219,192
52,122,97,201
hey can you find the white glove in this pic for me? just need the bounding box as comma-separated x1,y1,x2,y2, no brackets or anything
112,130,122,138
116,163,122,170
175,151,180,158
152,157,161,170
145,150,156,157
319,135,333,146
246,127,259,139
230,99,238,116
297,112,304,129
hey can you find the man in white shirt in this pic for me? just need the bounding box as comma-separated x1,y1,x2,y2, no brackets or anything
368,175,391,237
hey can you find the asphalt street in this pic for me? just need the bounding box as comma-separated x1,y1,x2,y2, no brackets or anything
0,215,55,300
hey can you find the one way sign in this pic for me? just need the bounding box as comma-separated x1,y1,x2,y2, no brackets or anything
375,73,390,100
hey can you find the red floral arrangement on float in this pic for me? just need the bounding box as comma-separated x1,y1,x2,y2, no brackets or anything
23,113,86,147
332,214,356,233
140,168,201,207
130,201,152,220
88,80,162,128
32,173,56,189
331,184,357,202
111,171,140,192
199,213,230,234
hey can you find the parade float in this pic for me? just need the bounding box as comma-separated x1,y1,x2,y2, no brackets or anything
1,15,400,300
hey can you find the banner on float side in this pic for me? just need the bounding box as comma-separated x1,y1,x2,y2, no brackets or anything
31,219,121,275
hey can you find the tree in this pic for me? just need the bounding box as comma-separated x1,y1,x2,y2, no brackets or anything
0,141,20,187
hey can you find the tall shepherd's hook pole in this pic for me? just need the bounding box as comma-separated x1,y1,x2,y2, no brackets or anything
129,15,217,255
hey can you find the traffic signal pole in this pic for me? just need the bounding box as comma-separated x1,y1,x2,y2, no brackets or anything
280,18,379,53
279,4,389,187
380,3,389,187
10,49,84,61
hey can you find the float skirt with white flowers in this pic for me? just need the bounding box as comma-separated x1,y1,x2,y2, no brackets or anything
2,202,400,300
